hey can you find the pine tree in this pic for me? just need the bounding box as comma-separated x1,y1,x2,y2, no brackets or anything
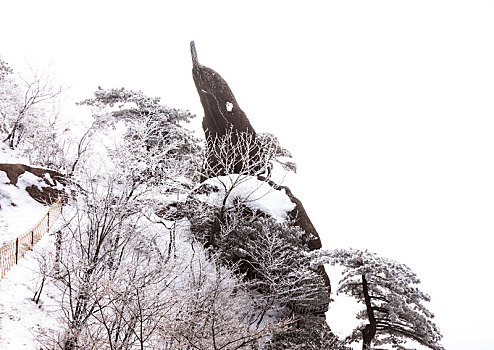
77,87,202,189
311,248,444,350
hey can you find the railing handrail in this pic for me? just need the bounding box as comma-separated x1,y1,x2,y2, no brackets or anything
0,197,63,282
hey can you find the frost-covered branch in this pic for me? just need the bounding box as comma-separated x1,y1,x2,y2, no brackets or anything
201,127,296,181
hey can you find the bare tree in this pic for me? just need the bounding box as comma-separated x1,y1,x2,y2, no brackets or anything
161,252,292,350
51,172,145,350
33,247,54,305
201,127,295,181
40,164,290,350
2,68,62,148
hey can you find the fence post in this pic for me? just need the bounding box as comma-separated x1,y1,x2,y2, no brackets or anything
54,230,62,275
15,238,19,264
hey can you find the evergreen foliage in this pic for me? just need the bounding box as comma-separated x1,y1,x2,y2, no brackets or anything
311,248,444,350
220,218,329,315
0,56,13,80
265,315,348,350
78,87,202,189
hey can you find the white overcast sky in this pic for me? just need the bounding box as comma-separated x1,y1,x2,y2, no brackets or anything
2,1,494,349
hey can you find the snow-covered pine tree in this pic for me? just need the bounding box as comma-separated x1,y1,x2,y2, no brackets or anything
0,56,13,80
310,248,444,350
77,87,202,190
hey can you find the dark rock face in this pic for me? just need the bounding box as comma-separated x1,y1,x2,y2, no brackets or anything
0,163,67,205
190,41,331,294
191,41,256,138
191,41,261,177
265,180,331,288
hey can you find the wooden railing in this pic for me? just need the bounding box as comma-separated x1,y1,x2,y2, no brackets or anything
0,197,63,281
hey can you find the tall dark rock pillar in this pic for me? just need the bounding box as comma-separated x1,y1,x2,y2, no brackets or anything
191,41,262,177
191,41,255,138
190,40,331,298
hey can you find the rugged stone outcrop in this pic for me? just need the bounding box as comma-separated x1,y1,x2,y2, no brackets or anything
0,163,67,205
191,41,256,138
191,41,261,177
265,179,331,288
190,42,331,294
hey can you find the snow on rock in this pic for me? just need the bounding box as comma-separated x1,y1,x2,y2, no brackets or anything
226,101,234,112
0,170,48,246
17,171,46,191
192,174,296,222
0,164,67,205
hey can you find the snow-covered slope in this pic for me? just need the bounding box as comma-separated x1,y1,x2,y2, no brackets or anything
0,234,61,349
0,145,67,246
0,146,61,348
0,170,50,246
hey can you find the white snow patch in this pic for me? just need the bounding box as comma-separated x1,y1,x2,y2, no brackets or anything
0,143,30,164
45,173,64,191
194,175,295,222
226,102,234,112
0,171,48,246
17,171,45,191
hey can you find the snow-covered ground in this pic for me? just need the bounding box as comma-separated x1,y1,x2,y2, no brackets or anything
0,144,61,246
0,145,60,348
0,143,29,165
0,170,51,247
0,233,61,349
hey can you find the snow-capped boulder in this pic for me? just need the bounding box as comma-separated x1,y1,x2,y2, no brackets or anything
0,164,67,205
192,174,296,223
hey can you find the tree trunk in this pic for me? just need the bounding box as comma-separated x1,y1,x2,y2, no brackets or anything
361,274,376,350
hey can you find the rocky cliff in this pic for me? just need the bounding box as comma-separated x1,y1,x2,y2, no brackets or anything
190,41,331,297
